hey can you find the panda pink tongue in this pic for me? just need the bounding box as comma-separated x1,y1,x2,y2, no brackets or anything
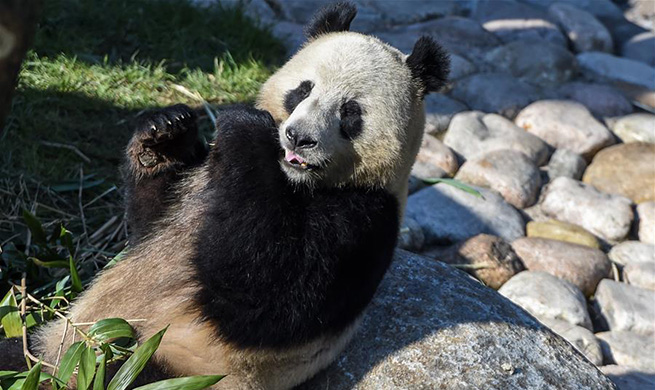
285,149,306,165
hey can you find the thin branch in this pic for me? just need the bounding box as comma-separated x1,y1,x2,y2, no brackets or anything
40,141,91,163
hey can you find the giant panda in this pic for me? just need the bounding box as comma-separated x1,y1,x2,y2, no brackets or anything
2,2,449,389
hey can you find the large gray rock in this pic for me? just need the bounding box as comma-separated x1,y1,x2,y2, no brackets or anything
597,331,655,372
456,150,542,209
515,100,615,160
472,0,567,46
499,271,592,330
541,318,603,367
300,250,616,389
611,113,655,144
556,82,633,119
448,53,478,81
451,73,541,119
601,365,655,389
362,0,462,26
424,94,468,136
545,148,587,181
577,52,655,90
608,241,655,267
622,31,655,67
636,202,655,245
594,279,655,335
406,183,525,246
484,40,577,87
512,237,611,296
519,0,623,20
548,3,613,53
411,134,459,179
444,111,550,165
624,262,655,291
540,177,633,242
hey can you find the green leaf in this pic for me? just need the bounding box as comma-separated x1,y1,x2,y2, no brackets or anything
104,248,129,269
59,226,75,256
19,361,41,390
30,258,70,269
0,290,22,338
69,256,83,293
77,346,96,390
107,327,167,390
132,375,225,390
92,354,106,390
89,318,135,343
421,178,485,199
0,371,19,379
51,179,104,193
22,210,47,245
56,341,85,385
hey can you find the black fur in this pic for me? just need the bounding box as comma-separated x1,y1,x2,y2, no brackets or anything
406,36,451,97
124,104,207,242
304,2,357,39
339,100,363,140
283,80,314,115
180,105,399,349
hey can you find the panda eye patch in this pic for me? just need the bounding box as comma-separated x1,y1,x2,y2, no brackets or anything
283,80,314,114
340,100,363,140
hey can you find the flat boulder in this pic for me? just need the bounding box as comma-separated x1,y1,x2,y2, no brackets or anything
424,94,468,136
411,134,459,179
577,52,655,90
597,331,655,372
540,318,603,366
544,148,587,182
583,142,655,203
637,202,655,244
540,177,633,242
548,3,613,53
300,250,615,389
515,100,615,160
622,31,655,67
526,219,600,249
405,183,525,245
556,82,633,119
511,237,610,296
611,113,655,144
594,279,655,335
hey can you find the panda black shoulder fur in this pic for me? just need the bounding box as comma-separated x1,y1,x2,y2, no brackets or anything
2,2,450,389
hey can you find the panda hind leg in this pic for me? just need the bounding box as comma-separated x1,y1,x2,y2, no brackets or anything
124,104,208,241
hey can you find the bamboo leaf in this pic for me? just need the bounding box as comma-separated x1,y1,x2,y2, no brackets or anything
77,346,96,390
69,256,83,293
59,226,75,256
92,354,106,390
0,290,22,338
107,327,167,390
22,210,47,245
132,375,225,390
56,341,85,385
19,361,41,390
89,318,135,343
421,178,485,199
30,258,70,269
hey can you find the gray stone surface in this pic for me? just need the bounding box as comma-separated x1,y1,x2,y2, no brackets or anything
622,31,655,67
546,148,587,181
609,241,655,267
540,177,634,242
594,279,655,335
411,134,459,179
541,318,603,367
597,331,655,372
624,261,655,291
611,113,655,144
361,0,462,26
484,40,577,87
602,364,655,390
556,82,633,119
519,0,624,20
637,202,655,245
455,150,542,209
406,183,525,246
424,94,468,136
577,52,655,90
451,74,541,119
515,100,615,160
270,21,305,55
449,53,477,81
548,3,613,53
444,111,550,166
472,0,567,46
512,237,611,296
398,217,425,253
499,271,592,330
300,250,616,389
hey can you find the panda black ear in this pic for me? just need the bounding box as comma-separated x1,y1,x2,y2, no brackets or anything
304,2,357,39
406,36,450,96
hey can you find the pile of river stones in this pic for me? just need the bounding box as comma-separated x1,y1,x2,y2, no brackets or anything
234,0,655,387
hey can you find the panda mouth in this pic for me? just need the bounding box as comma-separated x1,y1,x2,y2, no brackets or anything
283,149,318,171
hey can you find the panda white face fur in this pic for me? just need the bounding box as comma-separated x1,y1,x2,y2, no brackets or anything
0,3,450,390
257,2,449,205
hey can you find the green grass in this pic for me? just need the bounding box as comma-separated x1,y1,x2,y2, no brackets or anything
0,0,285,288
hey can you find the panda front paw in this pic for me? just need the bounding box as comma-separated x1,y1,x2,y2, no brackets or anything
128,104,205,172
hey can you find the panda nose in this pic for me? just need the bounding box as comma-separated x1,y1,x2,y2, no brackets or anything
285,126,317,149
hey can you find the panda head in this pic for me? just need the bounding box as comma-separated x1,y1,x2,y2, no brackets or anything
257,2,450,190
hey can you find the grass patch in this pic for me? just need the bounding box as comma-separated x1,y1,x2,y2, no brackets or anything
0,0,285,290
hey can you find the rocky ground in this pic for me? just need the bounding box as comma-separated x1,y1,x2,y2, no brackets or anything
239,0,654,388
